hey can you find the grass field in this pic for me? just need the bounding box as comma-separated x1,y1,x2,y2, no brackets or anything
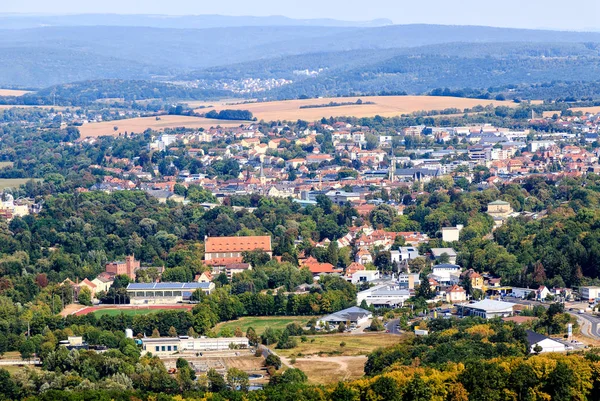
78,115,249,138
0,178,39,190
276,333,402,358
92,308,164,317
0,89,31,97
194,95,516,121
214,316,311,335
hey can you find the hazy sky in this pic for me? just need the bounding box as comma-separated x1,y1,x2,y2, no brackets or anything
2,0,600,31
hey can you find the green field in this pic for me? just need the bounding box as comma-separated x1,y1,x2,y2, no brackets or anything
93,308,164,317
0,178,40,190
214,316,311,335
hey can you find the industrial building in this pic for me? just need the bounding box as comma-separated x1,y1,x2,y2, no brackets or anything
141,336,249,356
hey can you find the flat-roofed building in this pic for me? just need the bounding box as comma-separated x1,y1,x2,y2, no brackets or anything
580,286,600,302
141,336,249,356
458,299,516,319
126,282,215,305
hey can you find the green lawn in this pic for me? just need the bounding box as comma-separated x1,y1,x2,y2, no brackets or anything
214,316,311,335
93,308,163,317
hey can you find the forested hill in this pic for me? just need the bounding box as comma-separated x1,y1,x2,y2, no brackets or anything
4,23,600,88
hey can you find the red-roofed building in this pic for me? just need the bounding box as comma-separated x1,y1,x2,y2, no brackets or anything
204,236,272,265
301,257,342,277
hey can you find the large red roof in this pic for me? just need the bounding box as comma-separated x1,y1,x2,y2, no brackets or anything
205,236,271,253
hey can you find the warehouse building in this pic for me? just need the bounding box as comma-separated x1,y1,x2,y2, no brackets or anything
141,336,249,356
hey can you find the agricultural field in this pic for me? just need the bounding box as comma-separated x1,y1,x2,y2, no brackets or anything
569,106,600,114
276,333,402,358
195,95,516,121
0,161,14,168
77,115,247,138
0,178,39,190
0,89,31,96
214,316,311,335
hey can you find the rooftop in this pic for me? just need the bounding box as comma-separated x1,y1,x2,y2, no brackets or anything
205,235,271,253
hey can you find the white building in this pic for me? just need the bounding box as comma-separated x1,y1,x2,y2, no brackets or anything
526,331,567,353
317,306,372,327
398,273,421,290
441,226,463,243
390,247,420,264
357,284,411,308
431,264,461,285
530,140,556,153
458,299,516,319
141,336,249,356
431,248,458,264
348,270,380,284
580,286,600,302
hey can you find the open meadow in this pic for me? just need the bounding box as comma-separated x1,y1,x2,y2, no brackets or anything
77,115,248,138
214,316,310,335
195,95,516,121
290,356,368,384
0,178,40,190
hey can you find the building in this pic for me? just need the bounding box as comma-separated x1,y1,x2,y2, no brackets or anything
212,262,253,279
346,269,380,284
458,299,516,319
204,235,272,265
487,200,514,226
398,273,421,290
316,306,372,327
580,286,600,302
446,285,467,303
461,269,484,289
441,226,463,243
357,284,411,308
141,336,249,356
390,247,420,264
325,190,361,205
431,263,461,285
301,257,342,277
105,256,140,281
126,282,215,305
431,248,458,264
526,330,567,353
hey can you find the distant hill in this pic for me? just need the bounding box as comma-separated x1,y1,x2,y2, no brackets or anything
0,13,394,29
4,22,600,91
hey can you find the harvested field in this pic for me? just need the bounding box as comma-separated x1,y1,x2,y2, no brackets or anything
290,356,367,384
570,106,600,114
0,89,31,96
276,333,402,358
78,115,248,138
0,162,13,169
195,96,516,121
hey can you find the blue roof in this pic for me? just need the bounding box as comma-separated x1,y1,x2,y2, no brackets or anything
127,282,211,290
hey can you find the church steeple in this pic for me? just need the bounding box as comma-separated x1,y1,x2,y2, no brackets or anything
259,162,266,185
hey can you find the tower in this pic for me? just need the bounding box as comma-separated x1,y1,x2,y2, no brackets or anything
259,163,266,185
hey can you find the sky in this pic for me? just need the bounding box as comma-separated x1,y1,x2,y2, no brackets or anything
1,0,600,31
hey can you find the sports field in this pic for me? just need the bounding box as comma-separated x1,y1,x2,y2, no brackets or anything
214,316,311,335
195,95,516,121
77,115,248,138
93,308,163,317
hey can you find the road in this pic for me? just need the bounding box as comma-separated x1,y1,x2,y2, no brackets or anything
510,298,600,340
385,319,402,335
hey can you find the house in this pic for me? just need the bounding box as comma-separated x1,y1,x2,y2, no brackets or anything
141,336,249,356
446,285,467,303
430,248,457,264
194,271,213,283
105,255,140,281
204,235,272,265
390,247,420,264
355,249,373,265
487,200,514,226
316,306,372,327
346,269,380,284
126,282,215,305
92,273,114,294
458,299,516,319
301,257,342,277
526,330,567,353
441,226,463,243
461,269,484,289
